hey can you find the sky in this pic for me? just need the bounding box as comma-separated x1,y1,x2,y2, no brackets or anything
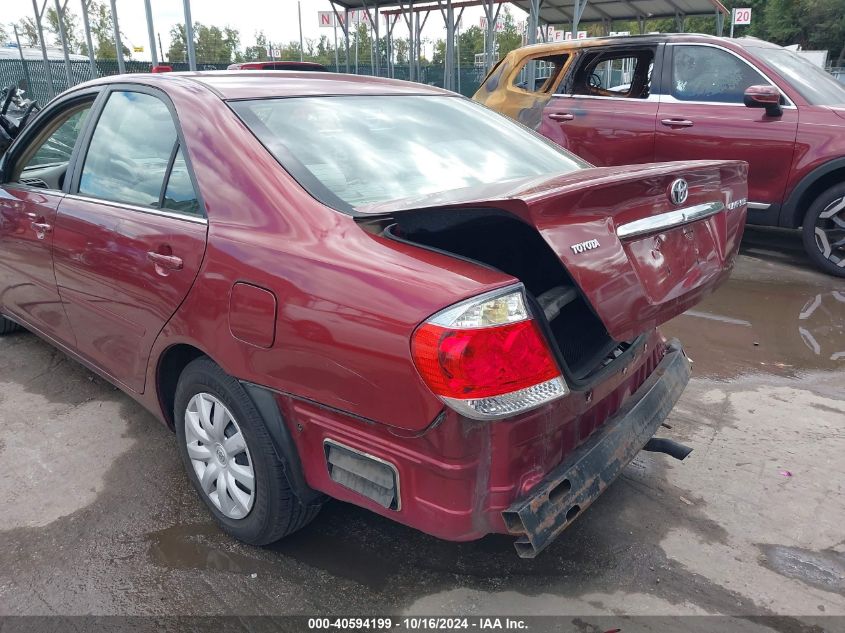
5,0,528,62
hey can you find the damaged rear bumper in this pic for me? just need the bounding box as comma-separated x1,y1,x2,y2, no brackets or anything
502,339,691,558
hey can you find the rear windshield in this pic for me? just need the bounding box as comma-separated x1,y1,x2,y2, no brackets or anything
230,95,585,213
750,47,845,106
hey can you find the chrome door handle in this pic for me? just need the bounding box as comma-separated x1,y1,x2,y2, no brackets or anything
30,221,52,239
147,251,183,271
549,112,575,122
661,118,694,128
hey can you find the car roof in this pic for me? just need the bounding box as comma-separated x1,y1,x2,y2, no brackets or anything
80,71,454,100
231,61,327,69
513,33,781,55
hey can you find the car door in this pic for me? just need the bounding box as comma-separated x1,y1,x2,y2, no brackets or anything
654,43,799,216
0,90,97,343
52,87,208,393
540,44,662,166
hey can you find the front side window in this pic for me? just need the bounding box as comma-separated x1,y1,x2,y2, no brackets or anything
749,46,845,106
565,48,655,98
671,45,771,104
230,95,586,213
79,91,177,207
11,102,93,187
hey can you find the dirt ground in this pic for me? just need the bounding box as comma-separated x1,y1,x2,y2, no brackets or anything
0,226,843,631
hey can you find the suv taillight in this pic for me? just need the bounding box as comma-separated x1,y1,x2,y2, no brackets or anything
411,285,568,420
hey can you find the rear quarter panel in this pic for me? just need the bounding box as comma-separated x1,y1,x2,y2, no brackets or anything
142,79,514,431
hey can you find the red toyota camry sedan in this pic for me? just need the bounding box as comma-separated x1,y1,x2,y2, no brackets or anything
0,72,747,557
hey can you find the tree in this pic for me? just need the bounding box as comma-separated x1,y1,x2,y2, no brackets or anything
167,24,186,62
46,6,83,52
457,25,484,65
497,8,523,60
15,17,40,47
87,1,130,59
168,22,240,63
394,38,409,64
242,31,269,61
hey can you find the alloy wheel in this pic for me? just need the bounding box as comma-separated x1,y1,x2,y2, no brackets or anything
184,393,256,519
813,196,845,269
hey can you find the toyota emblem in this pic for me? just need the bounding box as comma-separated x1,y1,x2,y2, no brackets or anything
669,178,689,206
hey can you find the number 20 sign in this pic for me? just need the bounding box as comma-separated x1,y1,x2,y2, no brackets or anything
733,8,752,25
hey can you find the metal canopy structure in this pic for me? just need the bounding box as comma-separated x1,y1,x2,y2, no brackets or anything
19,0,730,98
511,0,728,26
329,0,729,92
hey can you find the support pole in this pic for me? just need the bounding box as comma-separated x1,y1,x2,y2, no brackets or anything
729,8,735,37
80,0,97,78
527,0,539,84
110,0,125,73
143,0,158,67
374,4,380,77
33,0,56,97
398,0,413,81
329,2,349,73
333,20,339,71
298,1,304,61
344,9,351,72
54,0,74,89
182,0,196,70
715,8,724,36
572,0,587,38
483,0,497,71
13,26,34,96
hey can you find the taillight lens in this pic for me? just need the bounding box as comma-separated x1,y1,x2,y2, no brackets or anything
411,285,568,420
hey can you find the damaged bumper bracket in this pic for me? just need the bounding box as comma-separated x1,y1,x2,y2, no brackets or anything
502,339,692,558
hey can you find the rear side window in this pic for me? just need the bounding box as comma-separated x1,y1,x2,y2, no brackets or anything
512,55,568,93
162,146,200,216
79,91,177,207
671,45,771,103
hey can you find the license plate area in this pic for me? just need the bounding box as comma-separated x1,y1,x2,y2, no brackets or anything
624,212,726,304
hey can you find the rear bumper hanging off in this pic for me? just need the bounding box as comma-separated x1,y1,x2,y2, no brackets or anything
502,339,692,558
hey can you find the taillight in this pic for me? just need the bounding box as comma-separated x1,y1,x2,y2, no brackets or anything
411,285,568,420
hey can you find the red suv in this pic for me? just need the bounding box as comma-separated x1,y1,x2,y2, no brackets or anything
0,73,746,556
475,34,845,276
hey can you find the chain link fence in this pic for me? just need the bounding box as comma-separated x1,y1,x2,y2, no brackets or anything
0,58,488,107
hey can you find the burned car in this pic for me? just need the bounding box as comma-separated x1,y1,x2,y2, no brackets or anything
474,34,845,277
0,72,747,556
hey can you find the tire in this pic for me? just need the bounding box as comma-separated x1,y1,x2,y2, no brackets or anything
174,357,321,545
802,183,845,278
0,316,21,335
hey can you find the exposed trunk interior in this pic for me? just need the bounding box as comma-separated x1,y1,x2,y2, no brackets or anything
384,208,633,385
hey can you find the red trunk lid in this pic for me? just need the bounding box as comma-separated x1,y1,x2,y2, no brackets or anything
367,160,748,342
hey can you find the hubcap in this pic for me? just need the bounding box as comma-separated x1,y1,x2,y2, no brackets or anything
184,393,255,519
813,196,845,269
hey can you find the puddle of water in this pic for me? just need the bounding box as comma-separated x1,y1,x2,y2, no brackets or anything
759,544,845,594
147,523,280,576
663,274,845,379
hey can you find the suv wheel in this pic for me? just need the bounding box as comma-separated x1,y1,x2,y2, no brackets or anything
802,184,845,277
174,357,321,545
0,316,21,335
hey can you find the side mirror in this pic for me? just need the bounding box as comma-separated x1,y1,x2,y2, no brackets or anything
744,85,783,117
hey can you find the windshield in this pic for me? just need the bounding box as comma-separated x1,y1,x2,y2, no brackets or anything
750,47,845,106
230,95,586,213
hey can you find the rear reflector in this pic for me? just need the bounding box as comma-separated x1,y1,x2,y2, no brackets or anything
325,441,399,510
411,285,568,420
